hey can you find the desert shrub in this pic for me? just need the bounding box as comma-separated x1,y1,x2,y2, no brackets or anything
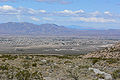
25,56,32,60
64,61,72,64
6,66,20,79
106,58,118,64
32,63,37,67
96,74,104,79
88,57,119,65
16,70,44,80
35,55,49,58
87,57,107,60
22,61,30,69
34,58,40,62
32,55,75,59
0,55,18,60
78,65,89,69
39,63,45,66
0,64,9,71
7,71,15,79
66,69,79,80
92,59,99,65
32,71,44,80
92,79,98,80
2,59,7,62
53,65,60,69
112,69,120,79
88,57,107,65
53,55,73,59
16,70,31,80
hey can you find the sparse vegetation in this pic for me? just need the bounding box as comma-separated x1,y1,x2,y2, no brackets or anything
0,64,9,71
0,51,119,80
32,63,37,67
0,54,18,60
22,60,30,69
106,58,118,64
112,69,120,79
78,65,89,69
96,74,105,79
67,69,79,80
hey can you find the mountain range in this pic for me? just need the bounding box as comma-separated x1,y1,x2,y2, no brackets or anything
0,22,120,36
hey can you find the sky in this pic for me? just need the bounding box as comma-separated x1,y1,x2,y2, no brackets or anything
0,0,120,29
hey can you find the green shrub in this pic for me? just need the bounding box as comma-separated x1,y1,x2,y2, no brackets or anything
96,74,104,79
0,64,9,71
64,61,72,64
22,61,30,69
112,69,120,79
16,70,44,80
32,71,44,80
16,70,31,80
25,56,32,60
66,69,79,80
92,59,99,65
106,58,118,64
0,55,18,60
79,65,89,69
32,63,37,67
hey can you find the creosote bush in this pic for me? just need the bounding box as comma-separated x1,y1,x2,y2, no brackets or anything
0,64,9,71
0,54,18,60
112,69,120,79
106,58,118,64
32,63,37,67
16,70,31,80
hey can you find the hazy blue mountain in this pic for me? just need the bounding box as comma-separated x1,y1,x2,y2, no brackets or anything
0,22,77,36
66,25,97,30
0,22,120,36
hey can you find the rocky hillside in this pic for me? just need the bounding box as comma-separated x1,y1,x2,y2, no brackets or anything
84,43,120,59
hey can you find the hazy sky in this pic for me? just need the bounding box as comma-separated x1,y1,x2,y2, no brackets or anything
0,0,120,29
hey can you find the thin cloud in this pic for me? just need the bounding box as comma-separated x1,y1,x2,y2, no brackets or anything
58,9,84,14
0,5,47,15
0,0,16,2
30,17,40,21
36,0,71,4
0,5,15,10
70,17,116,23
43,17,53,21
0,5,118,23
28,8,46,14
104,11,112,16
0,0,10,2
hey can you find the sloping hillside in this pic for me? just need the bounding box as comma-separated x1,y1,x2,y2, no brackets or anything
84,43,120,59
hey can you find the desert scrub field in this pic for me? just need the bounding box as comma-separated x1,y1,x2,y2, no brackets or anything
0,54,119,80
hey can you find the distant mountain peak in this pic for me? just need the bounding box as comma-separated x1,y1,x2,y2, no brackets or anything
0,22,120,36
